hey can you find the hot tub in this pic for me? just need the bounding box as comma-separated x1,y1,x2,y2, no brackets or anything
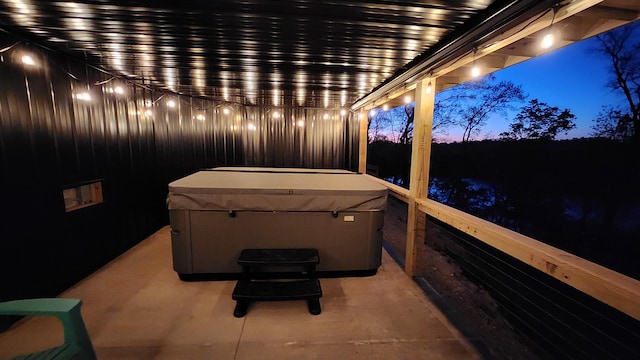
167,167,388,279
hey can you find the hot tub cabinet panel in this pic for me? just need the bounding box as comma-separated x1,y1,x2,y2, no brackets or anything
170,209,384,274
167,168,388,277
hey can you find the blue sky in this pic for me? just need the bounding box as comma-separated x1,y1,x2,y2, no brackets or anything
372,21,639,143
439,22,637,142
492,37,625,139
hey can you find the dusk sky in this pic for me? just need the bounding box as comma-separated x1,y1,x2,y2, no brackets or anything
492,36,625,139
438,20,638,142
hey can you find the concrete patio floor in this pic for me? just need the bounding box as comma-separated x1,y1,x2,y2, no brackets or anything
0,226,482,359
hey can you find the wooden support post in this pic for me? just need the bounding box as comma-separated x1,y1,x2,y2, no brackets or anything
405,78,435,276
358,110,368,174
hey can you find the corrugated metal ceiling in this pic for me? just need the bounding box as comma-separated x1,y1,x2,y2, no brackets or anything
0,0,544,108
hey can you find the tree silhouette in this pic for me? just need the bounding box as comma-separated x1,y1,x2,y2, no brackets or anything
367,104,414,144
367,108,392,143
591,21,640,142
433,86,475,140
500,99,576,140
592,106,635,141
398,103,415,144
435,74,526,142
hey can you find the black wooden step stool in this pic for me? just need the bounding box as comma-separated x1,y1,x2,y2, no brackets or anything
232,248,322,317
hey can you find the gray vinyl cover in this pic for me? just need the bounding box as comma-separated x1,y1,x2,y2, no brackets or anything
167,168,388,212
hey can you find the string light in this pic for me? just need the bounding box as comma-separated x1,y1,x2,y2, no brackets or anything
541,6,558,49
382,104,389,111
3,37,396,120
471,48,480,78
541,33,553,49
426,72,433,93
106,86,124,95
21,55,35,66
404,95,411,104
73,92,91,101
5,37,355,121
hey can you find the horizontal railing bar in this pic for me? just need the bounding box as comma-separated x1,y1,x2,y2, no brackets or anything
364,175,410,203
369,175,640,321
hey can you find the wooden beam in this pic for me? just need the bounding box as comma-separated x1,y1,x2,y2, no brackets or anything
504,55,532,68
364,174,410,203
405,78,434,276
431,0,603,81
358,110,368,174
493,37,540,58
579,5,640,21
580,18,640,39
417,198,640,321
363,86,418,111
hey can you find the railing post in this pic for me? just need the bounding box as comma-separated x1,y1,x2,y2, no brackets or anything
358,109,368,174
405,78,435,276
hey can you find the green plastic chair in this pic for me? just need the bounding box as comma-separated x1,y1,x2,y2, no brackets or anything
0,298,97,360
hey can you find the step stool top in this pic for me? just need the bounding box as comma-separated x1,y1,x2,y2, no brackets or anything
238,248,319,265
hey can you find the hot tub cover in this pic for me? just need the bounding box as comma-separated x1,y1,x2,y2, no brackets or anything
167,168,388,212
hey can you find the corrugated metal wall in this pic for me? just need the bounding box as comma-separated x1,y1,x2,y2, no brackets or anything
0,40,359,307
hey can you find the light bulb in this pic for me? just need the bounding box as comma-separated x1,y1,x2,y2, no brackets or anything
404,96,411,104
73,92,91,101
21,55,35,66
167,100,176,108
542,7,558,50
471,65,480,77
541,32,554,49
426,81,433,94
382,104,389,111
